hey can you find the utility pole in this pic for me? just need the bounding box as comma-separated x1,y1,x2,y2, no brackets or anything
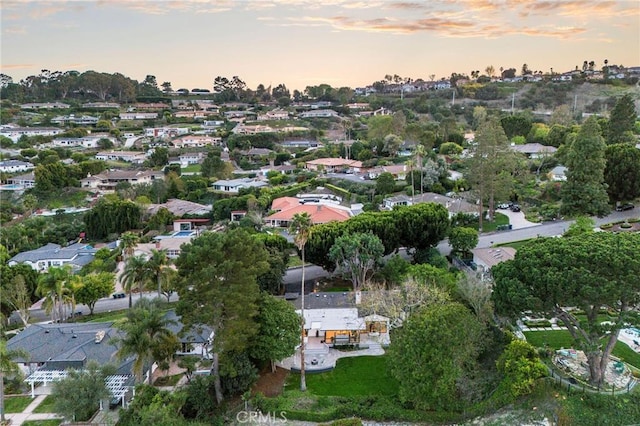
573,94,578,112
451,90,455,106
511,92,515,114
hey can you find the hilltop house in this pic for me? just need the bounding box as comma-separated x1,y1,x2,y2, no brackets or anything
95,151,147,164
0,126,64,143
8,242,97,272
264,197,352,227
81,170,163,191
0,160,35,173
211,177,268,194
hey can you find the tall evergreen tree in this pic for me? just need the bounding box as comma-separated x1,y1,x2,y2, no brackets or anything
465,116,518,231
604,143,640,203
561,116,610,216
175,229,269,404
607,94,637,145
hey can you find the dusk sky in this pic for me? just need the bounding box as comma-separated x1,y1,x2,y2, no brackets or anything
1,0,639,92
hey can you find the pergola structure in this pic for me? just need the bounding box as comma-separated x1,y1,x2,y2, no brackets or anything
25,370,133,407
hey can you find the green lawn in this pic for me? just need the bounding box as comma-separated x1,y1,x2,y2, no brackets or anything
32,395,56,413
182,164,201,173
496,238,536,250
523,330,640,369
3,395,32,413
286,356,399,397
22,420,62,426
466,212,510,232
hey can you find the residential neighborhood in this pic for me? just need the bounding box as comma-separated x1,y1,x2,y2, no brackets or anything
1,62,639,426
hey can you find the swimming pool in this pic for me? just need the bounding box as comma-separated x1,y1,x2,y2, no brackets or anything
0,184,25,191
173,230,196,237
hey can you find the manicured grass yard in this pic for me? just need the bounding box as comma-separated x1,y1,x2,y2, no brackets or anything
524,330,640,369
22,420,62,426
3,395,32,413
286,356,399,396
32,395,56,413
182,164,201,173
467,212,510,232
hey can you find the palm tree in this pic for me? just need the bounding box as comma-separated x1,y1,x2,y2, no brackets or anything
406,159,415,198
113,298,177,383
288,212,313,392
119,232,139,262
414,144,427,195
145,249,170,298
36,265,72,323
122,255,149,309
0,339,29,423
65,275,84,320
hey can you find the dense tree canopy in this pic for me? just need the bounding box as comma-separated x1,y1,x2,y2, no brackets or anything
388,302,484,411
604,143,640,202
84,198,142,240
492,233,640,386
560,116,610,217
305,203,450,270
607,94,637,145
175,228,270,403
329,232,385,291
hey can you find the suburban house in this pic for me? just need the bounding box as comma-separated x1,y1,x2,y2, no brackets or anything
172,110,210,120
305,158,363,173
169,152,206,167
297,307,390,347
95,150,147,164
172,135,222,148
8,242,98,272
231,124,275,135
264,197,352,227
298,109,339,119
510,143,557,159
471,247,516,279
548,165,568,181
0,126,64,143
164,310,214,359
136,236,194,259
382,192,478,217
144,127,190,138
366,164,408,180
279,140,319,149
119,112,158,120
147,198,212,217
52,134,117,149
0,160,35,173
6,322,136,404
257,109,290,121
211,177,268,194
50,115,99,126
83,102,120,109
7,172,36,188
21,102,70,110
81,170,162,191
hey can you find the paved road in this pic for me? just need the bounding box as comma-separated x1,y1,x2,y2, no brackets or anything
18,208,639,324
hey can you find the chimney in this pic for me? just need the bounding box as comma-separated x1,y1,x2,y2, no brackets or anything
355,291,362,305
155,240,161,249
95,330,106,343
317,205,322,212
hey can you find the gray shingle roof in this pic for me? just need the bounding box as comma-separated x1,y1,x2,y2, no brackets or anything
6,322,133,374
9,243,97,266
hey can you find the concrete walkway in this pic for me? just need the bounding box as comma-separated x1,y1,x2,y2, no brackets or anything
5,394,63,426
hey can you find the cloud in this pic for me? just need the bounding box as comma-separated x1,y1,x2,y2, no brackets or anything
0,63,36,70
3,26,27,35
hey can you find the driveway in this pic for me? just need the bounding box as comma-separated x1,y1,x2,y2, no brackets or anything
498,208,541,230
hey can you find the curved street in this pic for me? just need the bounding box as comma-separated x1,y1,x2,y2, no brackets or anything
18,208,639,324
